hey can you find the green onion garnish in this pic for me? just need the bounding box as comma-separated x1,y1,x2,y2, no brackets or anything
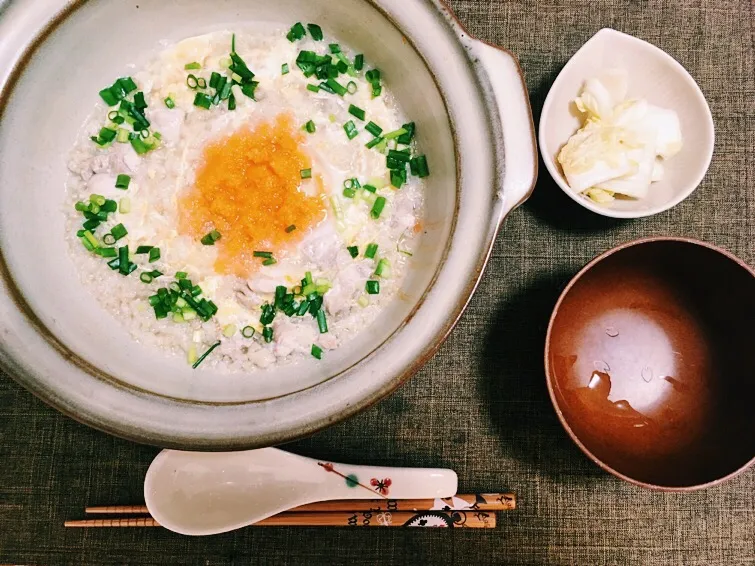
223,324,237,338
354,54,364,71
307,23,324,41
228,94,236,110
365,122,383,137
262,258,277,266
365,136,383,150
375,258,391,277
372,83,382,98
101,199,118,213
343,187,356,198
346,81,357,94
164,96,175,109
149,247,161,263
281,63,290,75
306,84,320,93
366,280,380,295
102,233,116,245
347,245,359,258
304,120,316,133
286,22,306,42
115,174,131,190
241,326,255,338
135,245,153,254
192,340,221,369
300,168,312,179
397,122,416,144
110,223,128,241
383,127,408,140
325,78,347,96
186,74,199,89
348,105,366,121
176,272,187,279
410,154,430,178
185,62,201,70
363,184,377,193
343,121,358,140
253,251,273,258
95,247,117,258
262,326,274,343
311,344,323,359
193,92,212,109
200,230,222,245
329,43,341,54
371,196,387,219
316,309,328,333
365,243,378,259
140,272,154,284
285,225,297,233
118,246,130,276
391,168,407,188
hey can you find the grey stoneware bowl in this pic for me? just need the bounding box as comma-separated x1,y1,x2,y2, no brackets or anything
0,0,537,448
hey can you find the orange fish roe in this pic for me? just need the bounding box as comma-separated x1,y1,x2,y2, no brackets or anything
179,114,325,277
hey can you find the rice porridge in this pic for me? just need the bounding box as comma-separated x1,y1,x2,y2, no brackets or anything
65,25,428,371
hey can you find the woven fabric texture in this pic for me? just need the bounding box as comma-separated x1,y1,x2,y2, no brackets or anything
1,0,754,564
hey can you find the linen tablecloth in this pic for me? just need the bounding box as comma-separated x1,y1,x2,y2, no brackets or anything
1,0,753,564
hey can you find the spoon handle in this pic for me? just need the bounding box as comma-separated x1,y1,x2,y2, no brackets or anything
314,460,457,501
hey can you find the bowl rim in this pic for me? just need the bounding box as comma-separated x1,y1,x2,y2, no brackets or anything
538,27,715,219
544,236,755,491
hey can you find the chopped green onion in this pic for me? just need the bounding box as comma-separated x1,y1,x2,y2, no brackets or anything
200,230,222,245
228,93,236,110
285,224,297,233
372,83,382,98
262,326,274,343
366,280,380,294
136,245,153,254
304,271,314,285
343,121,358,140
383,127,408,140
306,84,321,93
365,121,383,137
343,187,356,198
192,340,222,369
354,54,364,71
391,168,407,188
185,62,201,70
329,43,341,54
347,246,359,258
365,243,378,259
101,199,118,213
164,96,175,109
81,230,99,249
346,81,357,94
304,120,316,133
223,324,237,338
253,251,273,259
119,197,131,214
110,223,128,241
363,184,377,193
149,270,163,279
176,271,187,279
287,22,306,42
133,91,147,110
307,23,323,41
91,194,106,206
397,122,416,145
144,247,158,263
366,69,381,83
115,128,130,143
316,309,328,333
300,168,312,179
209,71,221,89
103,233,116,245
262,258,277,266
115,174,131,190
325,78,347,96
365,136,384,150
410,154,430,177
370,196,387,219
193,92,212,109
311,344,323,359
186,74,199,89
348,105,366,121
241,325,255,339
118,246,130,275
140,272,154,284
302,283,317,296
375,258,391,277
95,247,117,258
107,257,120,270
98,88,119,106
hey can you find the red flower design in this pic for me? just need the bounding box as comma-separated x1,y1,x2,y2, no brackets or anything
370,477,392,495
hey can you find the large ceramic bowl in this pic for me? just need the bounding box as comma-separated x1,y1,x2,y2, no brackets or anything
0,0,537,448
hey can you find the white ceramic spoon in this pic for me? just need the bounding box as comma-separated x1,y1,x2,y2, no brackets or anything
144,448,458,535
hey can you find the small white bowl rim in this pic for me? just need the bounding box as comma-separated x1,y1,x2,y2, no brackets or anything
538,28,715,219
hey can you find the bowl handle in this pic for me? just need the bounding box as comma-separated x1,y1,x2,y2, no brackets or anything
469,41,538,216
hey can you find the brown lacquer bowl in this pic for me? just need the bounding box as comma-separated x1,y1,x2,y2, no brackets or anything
546,238,755,490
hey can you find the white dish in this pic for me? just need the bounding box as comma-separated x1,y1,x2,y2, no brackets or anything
539,28,714,219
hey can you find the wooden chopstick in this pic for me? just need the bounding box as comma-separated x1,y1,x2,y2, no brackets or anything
65,510,496,529
84,493,516,515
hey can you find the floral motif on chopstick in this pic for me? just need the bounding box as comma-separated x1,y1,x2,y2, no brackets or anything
370,477,392,496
